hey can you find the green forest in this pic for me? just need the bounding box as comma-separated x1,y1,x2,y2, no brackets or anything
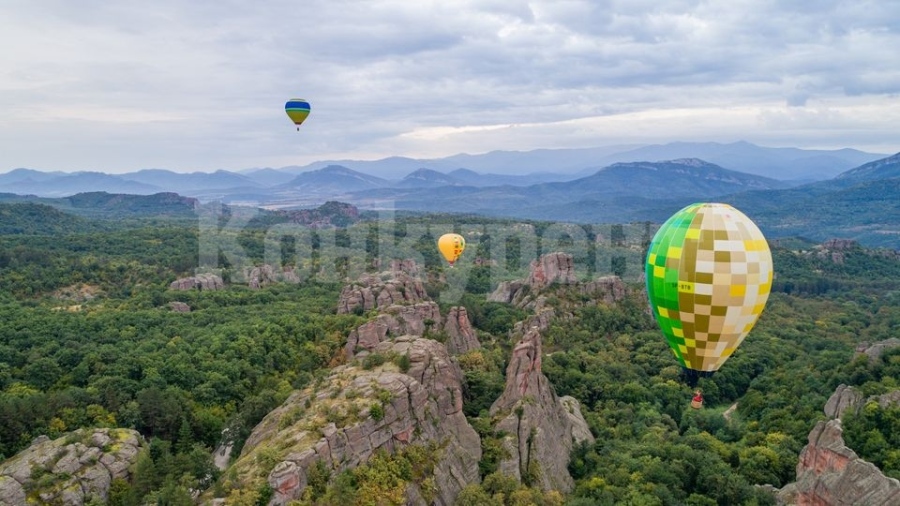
1,201,899,505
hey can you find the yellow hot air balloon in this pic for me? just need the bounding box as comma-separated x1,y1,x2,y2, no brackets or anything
645,203,773,384
438,233,466,266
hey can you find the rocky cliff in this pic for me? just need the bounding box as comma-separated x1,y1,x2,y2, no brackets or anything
341,264,480,359
489,252,578,306
488,325,595,493
779,383,900,505
229,336,480,505
488,252,627,311
337,271,429,314
0,428,143,506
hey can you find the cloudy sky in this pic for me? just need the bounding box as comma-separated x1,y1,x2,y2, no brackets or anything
2,0,899,173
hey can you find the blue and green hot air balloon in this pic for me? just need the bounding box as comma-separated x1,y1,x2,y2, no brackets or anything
285,99,311,131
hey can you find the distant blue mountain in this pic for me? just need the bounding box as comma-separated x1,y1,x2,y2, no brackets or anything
278,141,885,181
0,172,160,197
121,169,259,192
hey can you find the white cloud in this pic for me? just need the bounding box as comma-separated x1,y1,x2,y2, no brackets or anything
1,0,898,172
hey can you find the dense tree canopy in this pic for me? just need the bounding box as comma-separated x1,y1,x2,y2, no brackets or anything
1,205,899,504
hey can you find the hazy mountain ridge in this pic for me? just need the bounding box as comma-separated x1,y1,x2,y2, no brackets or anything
2,143,899,247
1,141,885,201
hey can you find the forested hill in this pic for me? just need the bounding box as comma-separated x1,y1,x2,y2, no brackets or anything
1,206,900,504
0,202,99,235
0,191,198,220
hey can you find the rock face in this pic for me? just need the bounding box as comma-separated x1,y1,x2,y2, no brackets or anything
337,271,429,314
245,264,301,289
489,253,628,311
489,252,577,306
779,384,900,505
169,273,224,291
856,337,900,363
489,326,594,493
781,419,900,506
0,428,144,506
444,306,481,355
578,276,628,305
234,336,480,506
823,384,865,419
526,252,578,290
344,302,442,358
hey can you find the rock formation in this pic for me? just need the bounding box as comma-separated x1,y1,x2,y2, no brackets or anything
169,301,191,312
169,273,224,291
444,306,481,355
779,419,900,505
856,337,900,363
245,264,301,289
778,383,900,505
578,275,628,305
0,428,144,506
337,271,429,314
489,252,578,306
823,384,864,419
489,253,628,311
344,302,442,359
232,336,480,505
488,326,594,493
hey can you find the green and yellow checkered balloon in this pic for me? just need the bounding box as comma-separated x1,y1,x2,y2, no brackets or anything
645,203,773,374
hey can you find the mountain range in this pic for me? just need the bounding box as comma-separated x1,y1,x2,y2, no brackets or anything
2,142,899,247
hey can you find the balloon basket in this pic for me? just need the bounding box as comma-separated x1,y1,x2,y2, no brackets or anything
690,400,703,409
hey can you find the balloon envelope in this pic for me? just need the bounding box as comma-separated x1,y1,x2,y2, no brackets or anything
285,99,311,127
645,203,772,375
438,233,466,265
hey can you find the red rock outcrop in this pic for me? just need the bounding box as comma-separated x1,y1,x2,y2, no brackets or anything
445,306,481,355
489,252,578,306
489,326,595,493
780,419,900,505
779,382,900,505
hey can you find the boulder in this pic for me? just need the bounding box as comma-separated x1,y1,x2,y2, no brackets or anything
169,301,191,313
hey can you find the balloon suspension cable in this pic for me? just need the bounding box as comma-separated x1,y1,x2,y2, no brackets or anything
682,367,714,388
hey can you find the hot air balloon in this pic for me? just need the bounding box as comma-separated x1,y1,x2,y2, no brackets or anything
438,233,466,266
285,98,311,131
645,203,773,385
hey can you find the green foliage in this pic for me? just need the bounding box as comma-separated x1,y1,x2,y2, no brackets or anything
3,202,900,504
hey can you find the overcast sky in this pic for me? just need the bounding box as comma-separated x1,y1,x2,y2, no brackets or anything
2,0,899,174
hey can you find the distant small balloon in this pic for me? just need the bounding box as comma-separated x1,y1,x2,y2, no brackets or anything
285,99,311,131
438,233,466,266
645,203,773,382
